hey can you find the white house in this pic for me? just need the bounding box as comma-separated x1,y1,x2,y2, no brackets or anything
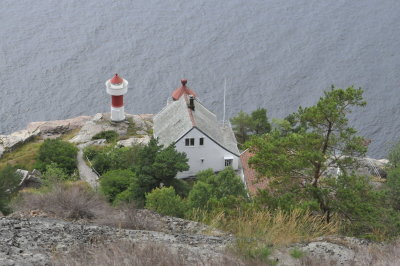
153,79,240,179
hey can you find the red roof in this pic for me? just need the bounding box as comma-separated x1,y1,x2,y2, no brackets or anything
172,79,197,100
110,74,123,85
240,150,269,196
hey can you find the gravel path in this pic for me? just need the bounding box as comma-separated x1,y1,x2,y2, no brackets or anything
77,147,99,188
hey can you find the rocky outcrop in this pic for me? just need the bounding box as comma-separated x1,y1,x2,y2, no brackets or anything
0,116,91,159
70,113,153,144
271,236,400,265
0,216,232,265
17,169,42,189
117,136,151,147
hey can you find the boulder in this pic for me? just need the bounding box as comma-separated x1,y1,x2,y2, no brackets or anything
17,169,42,189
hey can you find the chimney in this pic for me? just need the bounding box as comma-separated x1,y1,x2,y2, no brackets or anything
188,95,195,111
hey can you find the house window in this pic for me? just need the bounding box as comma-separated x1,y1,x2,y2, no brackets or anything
199,138,204,145
225,159,233,167
185,138,195,146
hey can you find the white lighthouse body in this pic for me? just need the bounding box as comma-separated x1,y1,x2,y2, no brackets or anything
105,74,128,122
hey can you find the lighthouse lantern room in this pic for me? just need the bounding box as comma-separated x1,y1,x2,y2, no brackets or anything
105,74,128,122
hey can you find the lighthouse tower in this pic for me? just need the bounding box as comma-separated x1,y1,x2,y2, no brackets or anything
105,74,128,122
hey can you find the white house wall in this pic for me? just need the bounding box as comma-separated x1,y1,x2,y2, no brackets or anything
175,128,239,179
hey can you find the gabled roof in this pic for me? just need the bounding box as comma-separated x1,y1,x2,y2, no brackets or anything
153,94,240,156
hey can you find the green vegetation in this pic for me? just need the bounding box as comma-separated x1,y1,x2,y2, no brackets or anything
100,169,136,203
35,139,78,175
248,87,367,222
230,107,271,146
4,85,400,264
290,248,304,259
84,145,142,175
0,138,42,171
42,163,76,184
0,165,22,214
145,187,186,218
92,130,119,143
187,168,248,210
97,138,189,207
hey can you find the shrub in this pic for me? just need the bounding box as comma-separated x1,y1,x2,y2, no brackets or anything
100,169,136,203
92,130,119,143
90,146,141,175
35,139,78,175
0,165,22,215
13,182,110,220
83,145,105,161
188,167,247,210
145,187,187,218
42,163,76,184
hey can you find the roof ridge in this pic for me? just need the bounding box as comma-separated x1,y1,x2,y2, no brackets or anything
183,94,196,127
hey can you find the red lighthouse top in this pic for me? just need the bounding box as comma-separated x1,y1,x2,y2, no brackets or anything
110,74,123,85
172,79,197,101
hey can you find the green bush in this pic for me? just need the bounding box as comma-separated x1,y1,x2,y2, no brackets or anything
145,187,187,218
83,145,105,161
100,169,136,203
42,163,75,184
187,167,247,210
0,165,22,215
89,146,142,175
35,139,78,175
92,130,119,143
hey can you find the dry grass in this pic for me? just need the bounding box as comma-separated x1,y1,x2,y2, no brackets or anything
12,182,167,232
190,208,339,263
13,181,112,220
0,138,42,170
59,128,81,141
193,208,339,246
52,239,266,266
52,241,188,266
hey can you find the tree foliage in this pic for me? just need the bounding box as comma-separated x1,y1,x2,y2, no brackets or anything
35,139,78,175
100,169,136,203
0,165,22,215
98,138,189,207
388,140,400,169
230,108,271,145
249,86,367,222
145,187,187,218
187,167,247,210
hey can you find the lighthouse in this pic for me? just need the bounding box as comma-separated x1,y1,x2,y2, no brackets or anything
105,74,128,122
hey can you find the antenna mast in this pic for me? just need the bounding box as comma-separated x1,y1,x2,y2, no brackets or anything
223,78,227,126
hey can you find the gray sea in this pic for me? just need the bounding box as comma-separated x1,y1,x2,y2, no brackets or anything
0,0,399,158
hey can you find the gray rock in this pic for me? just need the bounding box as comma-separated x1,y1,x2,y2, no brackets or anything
117,136,151,147
271,236,400,266
0,216,232,265
71,113,153,144
0,145,4,158
0,116,91,159
17,169,42,189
